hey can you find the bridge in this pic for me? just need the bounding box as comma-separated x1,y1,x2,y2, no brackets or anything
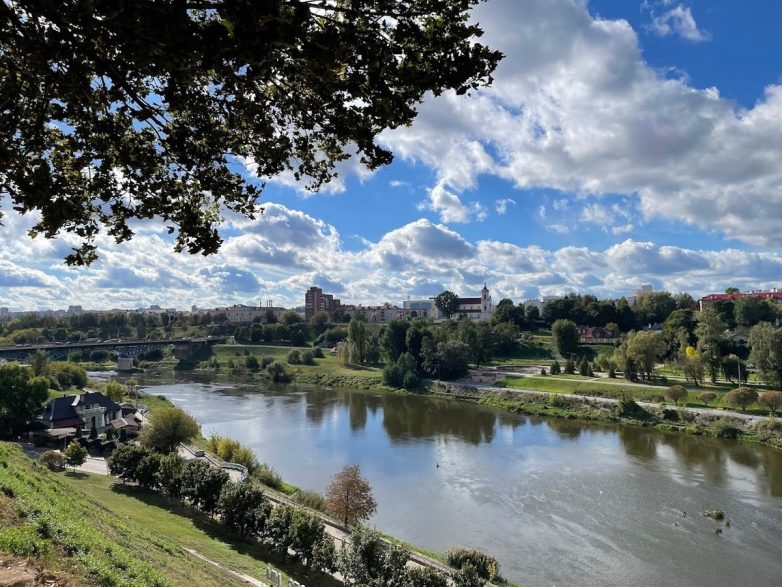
0,336,227,361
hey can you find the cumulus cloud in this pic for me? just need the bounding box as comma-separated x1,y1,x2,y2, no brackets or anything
373,0,782,246
496,198,516,215
649,4,710,43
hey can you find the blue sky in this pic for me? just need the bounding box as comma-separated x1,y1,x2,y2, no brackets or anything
3,0,782,311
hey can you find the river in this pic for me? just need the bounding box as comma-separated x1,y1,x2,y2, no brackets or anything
135,372,782,586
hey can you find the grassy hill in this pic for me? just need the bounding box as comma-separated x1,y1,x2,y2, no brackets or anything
0,442,338,586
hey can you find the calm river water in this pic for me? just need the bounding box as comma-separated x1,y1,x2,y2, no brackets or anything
137,373,782,587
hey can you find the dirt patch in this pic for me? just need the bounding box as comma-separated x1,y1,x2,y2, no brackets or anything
0,557,69,586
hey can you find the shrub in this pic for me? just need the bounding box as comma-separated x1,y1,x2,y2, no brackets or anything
753,419,782,442
402,370,420,390
254,463,283,489
661,408,679,422
759,391,782,416
714,419,742,439
608,368,616,379
446,547,499,581
313,347,324,358
550,360,561,375
408,567,449,587
63,441,87,469
697,392,717,407
292,489,327,512
723,387,759,412
616,396,653,421
540,368,547,376
245,356,260,372
260,356,275,368
664,385,689,406
266,360,290,383
40,450,65,472
287,350,302,364
300,350,315,365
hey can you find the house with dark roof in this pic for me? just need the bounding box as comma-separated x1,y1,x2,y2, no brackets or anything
40,392,122,433
577,326,620,344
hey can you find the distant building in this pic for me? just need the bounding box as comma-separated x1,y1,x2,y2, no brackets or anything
0,307,8,320
67,305,83,315
434,284,493,322
577,326,620,344
403,299,434,318
629,285,653,305
699,289,782,311
304,287,341,320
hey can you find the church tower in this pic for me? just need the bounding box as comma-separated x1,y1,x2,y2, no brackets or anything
481,283,492,321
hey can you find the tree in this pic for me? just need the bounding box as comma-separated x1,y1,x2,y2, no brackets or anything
551,319,579,357
30,349,49,377
288,508,328,573
63,441,87,469
452,564,486,587
140,406,200,453
107,443,150,483
635,292,677,325
0,364,49,437
265,504,294,563
721,354,746,385
724,387,759,412
695,308,726,382
697,392,717,407
135,453,163,490
338,526,408,587
664,385,688,407
749,322,782,388
245,355,260,372
181,460,229,513
104,380,125,402
758,391,782,417
348,318,368,364
435,291,460,319
381,320,410,363
158,453,185,498
734,297,773,327
325,464,377,527
625,331,666,381
217,483,268,540
266,360,291,383
312,312,330,335
1,1,501,265
550,360,561,375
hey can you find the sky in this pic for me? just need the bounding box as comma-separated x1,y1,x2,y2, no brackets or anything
3,0,782,311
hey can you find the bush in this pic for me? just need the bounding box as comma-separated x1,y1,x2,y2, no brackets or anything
40,450,65,472
446,547,499,581
245,356,260,372
723,387,759,412
616,396,653,421
313,347,324,358
402,370,419,390
292,489,327,512
697,392,717,407
714,419,742,439
287,350,302,364
254,463,283,489
261,356,275,368
300,350,315,365
753,419,782,442
661,408,679,422
266,360,290,383
550,360,561,375
664,385,689,406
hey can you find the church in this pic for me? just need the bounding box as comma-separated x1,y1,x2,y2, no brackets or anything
435,284,494,322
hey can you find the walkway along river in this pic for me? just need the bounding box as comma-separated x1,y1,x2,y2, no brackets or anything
138,372,782,587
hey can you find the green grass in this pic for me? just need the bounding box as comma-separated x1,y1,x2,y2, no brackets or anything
0,442,338,586
501,375,770,415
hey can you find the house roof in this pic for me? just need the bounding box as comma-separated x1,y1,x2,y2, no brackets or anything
111,417,139,430
701,291,782,303
458,297,482,304
42,392,121,425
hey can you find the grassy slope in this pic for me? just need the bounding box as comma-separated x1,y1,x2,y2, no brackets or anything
0,442,338,587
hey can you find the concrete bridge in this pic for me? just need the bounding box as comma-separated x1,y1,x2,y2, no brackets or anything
0,336,226,361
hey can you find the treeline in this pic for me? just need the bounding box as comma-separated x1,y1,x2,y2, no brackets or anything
105,445,496,586
339,317,518,388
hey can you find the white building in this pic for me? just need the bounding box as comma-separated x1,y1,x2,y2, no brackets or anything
434,285,494,322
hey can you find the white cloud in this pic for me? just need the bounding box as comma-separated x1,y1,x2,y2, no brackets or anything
580,203,612,225
650,5,710,43
374,0,782,247
420,182,486,224
495,198,516,215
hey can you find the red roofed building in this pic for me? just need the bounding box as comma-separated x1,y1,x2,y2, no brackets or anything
699,290,782,311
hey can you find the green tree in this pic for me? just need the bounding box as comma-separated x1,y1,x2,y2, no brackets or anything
135,453,163,490
63,441,87,469
265,504,294,563
338,526,408,587
697,392,717,407
181,460,229,514
721,354,746,384
245,355,260,372
625,331,666,380
104,380,125,402
288,508,328,573
0,364,49,437
695,308,726,383
749,322,782,388
266,360,290,383
1,2,500,265
30,349,49,377
312,312,330,335
664,385,688,406
381,320,410,363
348,318,368,364
140,406,200,453
734,297,773,327
217,483,268,540
724,387,759,412
490,322,518,356
408,567,449,587
435,291,460,319
325,464,377,527
107,443,150,483
551,319,579,357
759,391,782,417
158,453,185,498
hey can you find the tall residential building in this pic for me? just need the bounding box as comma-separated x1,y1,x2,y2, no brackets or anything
304,287,341,320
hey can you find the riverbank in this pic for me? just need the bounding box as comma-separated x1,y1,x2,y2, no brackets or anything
432,381,782,449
